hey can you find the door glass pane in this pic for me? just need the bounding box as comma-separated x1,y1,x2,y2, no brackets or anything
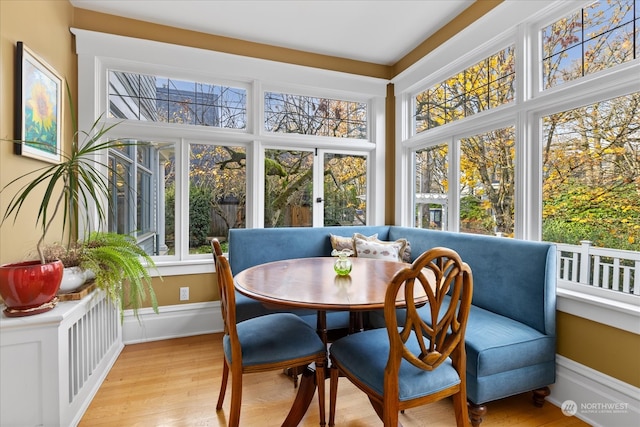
459,127,515,236
414,144,448,230
264,149,313,227
323,153,367,226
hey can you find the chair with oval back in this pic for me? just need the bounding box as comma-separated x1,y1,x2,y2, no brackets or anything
211,238,327,427
328,247,473,426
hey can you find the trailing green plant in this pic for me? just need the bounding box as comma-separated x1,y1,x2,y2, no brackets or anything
80,231,159,322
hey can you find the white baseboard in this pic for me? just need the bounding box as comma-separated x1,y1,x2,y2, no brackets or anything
122,301,223,344
121,303,640,427
549,355,640,427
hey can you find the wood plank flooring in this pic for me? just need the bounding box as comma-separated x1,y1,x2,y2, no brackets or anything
80,333,589,426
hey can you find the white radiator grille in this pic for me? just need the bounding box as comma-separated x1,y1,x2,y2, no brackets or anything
67,295,119,404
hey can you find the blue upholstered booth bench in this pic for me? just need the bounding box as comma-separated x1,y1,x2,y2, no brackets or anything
227,225,557,425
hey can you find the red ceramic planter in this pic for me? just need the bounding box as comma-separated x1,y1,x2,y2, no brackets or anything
0,260,63,317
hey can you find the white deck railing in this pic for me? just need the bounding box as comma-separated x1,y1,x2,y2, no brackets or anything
556,241,640,296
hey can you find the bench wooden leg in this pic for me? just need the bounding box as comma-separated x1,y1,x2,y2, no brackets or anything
532,386,550,407
468,401,486,427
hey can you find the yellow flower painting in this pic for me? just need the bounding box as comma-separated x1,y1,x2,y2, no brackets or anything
16,42,62,163
23,61,58,153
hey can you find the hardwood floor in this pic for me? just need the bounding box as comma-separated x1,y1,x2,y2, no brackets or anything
80,333,589,427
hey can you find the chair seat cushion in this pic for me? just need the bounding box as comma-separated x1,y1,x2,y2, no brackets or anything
330,328,461,401
224,313,326,366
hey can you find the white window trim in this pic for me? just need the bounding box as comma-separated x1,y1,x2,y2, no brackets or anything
392,0,640,333
72,28,389,275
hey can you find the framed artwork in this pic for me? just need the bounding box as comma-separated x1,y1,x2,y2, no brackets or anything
14,41,63,163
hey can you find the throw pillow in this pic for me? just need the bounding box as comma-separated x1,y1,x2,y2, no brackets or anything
402,240,412,263
353,234,407,262
352,233,409,263
329,233,377,254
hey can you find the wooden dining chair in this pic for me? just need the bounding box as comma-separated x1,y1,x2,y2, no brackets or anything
211,239,327,427
328,247,473,427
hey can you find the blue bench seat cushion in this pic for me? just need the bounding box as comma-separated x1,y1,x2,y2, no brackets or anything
330,327,461,401
368,298,555,378
463,303,555,378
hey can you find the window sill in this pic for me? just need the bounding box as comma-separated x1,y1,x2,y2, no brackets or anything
150,259,215,277
557,281,640,334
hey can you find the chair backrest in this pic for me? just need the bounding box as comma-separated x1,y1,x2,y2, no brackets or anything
211,238,223,260
384,247,473,374
212,240,237,341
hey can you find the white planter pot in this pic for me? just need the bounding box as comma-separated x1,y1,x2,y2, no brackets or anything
59,266,87,294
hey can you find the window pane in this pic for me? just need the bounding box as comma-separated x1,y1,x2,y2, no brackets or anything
109,140,175,256
160,144,175,256
137,169,152,234
584,22,636,75
264,149,313,227
414,144,448,230
188,144,247,253
108,154,131,235
264,92,367,139
541,0,637,89
542,92,640,251
459,127,515,236
323,153,367,226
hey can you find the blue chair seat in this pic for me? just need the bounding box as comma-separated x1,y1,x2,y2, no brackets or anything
330,327,461,401
224,312,326,367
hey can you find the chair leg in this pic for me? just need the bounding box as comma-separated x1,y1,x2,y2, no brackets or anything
315,360,326,426
328,366,339,426
452,392,470,427
380,401,398,426
228,369,243,427
216,359,229,410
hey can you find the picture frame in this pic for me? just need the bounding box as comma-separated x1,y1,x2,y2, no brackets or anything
14,41,63,163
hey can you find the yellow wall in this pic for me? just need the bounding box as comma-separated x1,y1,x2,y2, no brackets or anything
557,312,640,387
0,0,76,264
1,0,638,389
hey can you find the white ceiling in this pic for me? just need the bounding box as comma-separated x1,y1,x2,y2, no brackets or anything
69,0,474,65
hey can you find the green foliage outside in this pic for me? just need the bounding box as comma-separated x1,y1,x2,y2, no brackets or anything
459,195,494,234
189,186,212,248
543,182,640,251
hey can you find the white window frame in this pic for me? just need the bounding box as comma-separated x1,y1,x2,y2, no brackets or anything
72,28,388,276
392,0,640,333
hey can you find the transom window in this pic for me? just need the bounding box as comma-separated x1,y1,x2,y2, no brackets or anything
413,45,515,133
264,92,367,139
108,71,247,128
542,0,639,89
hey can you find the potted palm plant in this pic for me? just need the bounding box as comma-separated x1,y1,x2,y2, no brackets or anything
0,85,159,319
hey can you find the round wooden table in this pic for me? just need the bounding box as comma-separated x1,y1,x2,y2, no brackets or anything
233,256,426,426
